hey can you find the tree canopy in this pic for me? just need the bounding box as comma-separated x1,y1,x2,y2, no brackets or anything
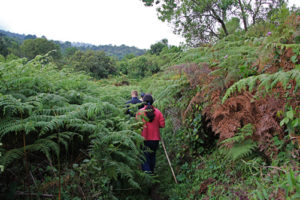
149,38,169,55
142,0,286,46
20,38,61,60
0,33,20,57
68,50,116,79
0,29,146,60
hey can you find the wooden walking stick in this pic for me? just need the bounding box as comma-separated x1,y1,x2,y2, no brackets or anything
161,138,178,184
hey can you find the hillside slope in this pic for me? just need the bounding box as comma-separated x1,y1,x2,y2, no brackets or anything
0,29,146,59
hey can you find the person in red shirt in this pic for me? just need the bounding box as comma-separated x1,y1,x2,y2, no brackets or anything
137,94,165,174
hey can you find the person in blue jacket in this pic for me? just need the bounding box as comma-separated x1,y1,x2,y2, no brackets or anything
125,90,142,116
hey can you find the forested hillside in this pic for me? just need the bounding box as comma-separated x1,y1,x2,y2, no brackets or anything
0,2,299,200
0,29,146,59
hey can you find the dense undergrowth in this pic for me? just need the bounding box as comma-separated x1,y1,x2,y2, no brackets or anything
0,6,300,200
0,55,157,199
145,9,300,200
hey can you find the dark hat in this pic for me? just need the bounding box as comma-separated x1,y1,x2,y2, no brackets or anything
143,94,154,105
141,92,145,97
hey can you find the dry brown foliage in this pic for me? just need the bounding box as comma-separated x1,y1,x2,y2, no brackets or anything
114,80,130,86
171,63,222,120
179,49,299,159
170,13,300,160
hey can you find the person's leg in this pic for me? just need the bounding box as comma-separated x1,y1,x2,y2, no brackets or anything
141,141,152,172
148,141,159,173
141,152,151,172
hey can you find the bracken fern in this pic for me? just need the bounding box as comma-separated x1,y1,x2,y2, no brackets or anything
222,69,300,103
0,55,148,197
220,124,257,161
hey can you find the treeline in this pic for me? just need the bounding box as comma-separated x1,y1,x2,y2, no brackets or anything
0,29,146,60
0,30,181,80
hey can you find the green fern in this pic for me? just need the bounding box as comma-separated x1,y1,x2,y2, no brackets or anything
220,124,255,145
224,139,258,161
0,56,149,197
221,124,257,161
222,69,300,103
90,129,144,189
0,148,24,168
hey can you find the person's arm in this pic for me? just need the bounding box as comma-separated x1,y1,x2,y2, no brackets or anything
159,111,165,128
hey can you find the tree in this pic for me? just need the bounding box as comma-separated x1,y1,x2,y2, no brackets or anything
141,0,287,46
0,33,21,57
149,39,168,55
24,34,37,40
142,0,235,46
218,17,242,38
64,47,78,57
0,33,9,57
69,50,116,79
20,38,61,60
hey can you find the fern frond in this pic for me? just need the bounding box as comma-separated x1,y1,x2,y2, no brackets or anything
224,139,257,161
55,131,81,150
34,106,77,116
0,95,34,116
40,118,65,134
222,69,300,103
29,138,59,158
220,124,254,145
220,124,256,160
0,148,24,167
0,119,26,139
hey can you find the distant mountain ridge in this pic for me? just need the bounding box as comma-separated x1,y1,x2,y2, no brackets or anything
0,29,146,59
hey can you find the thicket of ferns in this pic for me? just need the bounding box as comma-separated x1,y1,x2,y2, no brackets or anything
0,55,150,198
164,12,300,163
133,12,300,199
0,9,299,200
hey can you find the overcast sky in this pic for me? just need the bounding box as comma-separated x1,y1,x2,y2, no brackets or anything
0,0,299,49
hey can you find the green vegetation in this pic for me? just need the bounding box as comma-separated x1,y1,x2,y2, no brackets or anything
20,38,62,60
0,55,154,199
67,50,116,79
0,3,299,200
142,0,288,46
0,29,146,60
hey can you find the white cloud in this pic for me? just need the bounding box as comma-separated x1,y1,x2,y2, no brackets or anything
289,0,300,7
0,0,299,49
0,0,184,49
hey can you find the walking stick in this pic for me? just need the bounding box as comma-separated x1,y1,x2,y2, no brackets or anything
161,138,178,184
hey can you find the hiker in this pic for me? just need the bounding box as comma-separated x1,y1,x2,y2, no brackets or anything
137,94,165,174
125,90,142,116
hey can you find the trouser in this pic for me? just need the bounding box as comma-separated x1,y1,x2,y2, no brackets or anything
142,140,159,173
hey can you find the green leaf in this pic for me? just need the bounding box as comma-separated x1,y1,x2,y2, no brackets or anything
287,110,294,120
291,55,298,64
292,118,300,128
287,170,294,188
291,192,300,199
256,190,264,200
262,188,268,199
280,118,289,126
